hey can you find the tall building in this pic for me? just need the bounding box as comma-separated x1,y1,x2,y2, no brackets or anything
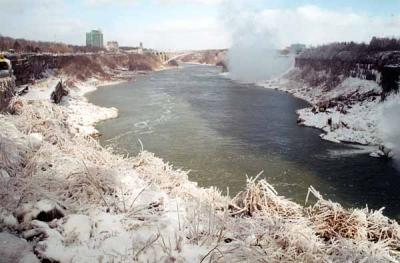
86,30,104,48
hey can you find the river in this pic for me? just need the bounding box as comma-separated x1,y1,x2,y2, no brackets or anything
87,64,400,218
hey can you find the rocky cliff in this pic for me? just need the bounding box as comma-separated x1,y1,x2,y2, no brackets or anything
274,40,400,148
177,49,227,66
0,77,15,111
7,53,166,85
294,44,400,97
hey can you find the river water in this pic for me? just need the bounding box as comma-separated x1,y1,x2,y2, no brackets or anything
87,64,400,218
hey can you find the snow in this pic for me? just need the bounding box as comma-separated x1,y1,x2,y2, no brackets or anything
0,232,39,263
296,99,380,145
27,133,43,149
0,208,18,228
23,77,60,101
63,215,92,243
23,75,119,136
15,199,65,224
260,73,388,149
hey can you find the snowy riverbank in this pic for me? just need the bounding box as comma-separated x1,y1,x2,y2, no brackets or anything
1,70,400,262
23,75,121,136
258,69,400,157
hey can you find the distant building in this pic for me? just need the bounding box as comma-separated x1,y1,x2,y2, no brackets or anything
120,43,144,54
106,41,119,51
138,42,143,54
86,30,104,48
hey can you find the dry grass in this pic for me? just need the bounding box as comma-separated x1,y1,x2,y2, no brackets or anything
306,186,400,252
1,97,400,262
229,173,302,218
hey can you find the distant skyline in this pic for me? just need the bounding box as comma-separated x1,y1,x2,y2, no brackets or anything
1,0,400,51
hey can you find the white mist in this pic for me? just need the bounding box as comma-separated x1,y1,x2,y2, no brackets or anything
221,1,294,83
378,94,400,164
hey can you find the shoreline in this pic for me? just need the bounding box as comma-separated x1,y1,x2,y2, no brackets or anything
221,68,383,152
257,73,388,156
2,67,400,261
81,67,179,135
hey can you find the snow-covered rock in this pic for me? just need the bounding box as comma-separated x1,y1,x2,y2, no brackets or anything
27,133,43,149
16,199,65,224
0,232,39,263
63,214,92,244
0,208,18,228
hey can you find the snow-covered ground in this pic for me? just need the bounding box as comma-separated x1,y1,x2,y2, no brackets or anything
23,75,120,136
259,70,394,156
1,71,400,262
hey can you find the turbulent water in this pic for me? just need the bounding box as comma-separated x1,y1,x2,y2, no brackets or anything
88,64,400,218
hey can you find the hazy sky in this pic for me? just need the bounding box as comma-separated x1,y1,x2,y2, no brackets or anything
1,0,400,50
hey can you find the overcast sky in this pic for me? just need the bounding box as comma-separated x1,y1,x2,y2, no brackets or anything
1,0,400,51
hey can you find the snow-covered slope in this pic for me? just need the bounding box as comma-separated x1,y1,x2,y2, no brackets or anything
261,68,399,158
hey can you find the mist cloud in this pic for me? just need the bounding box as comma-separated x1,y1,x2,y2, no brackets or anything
221,1,293,82
378,94,400,164
220,2,400,82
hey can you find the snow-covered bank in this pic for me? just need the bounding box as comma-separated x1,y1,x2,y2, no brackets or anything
2,71,400,262
181,62,216,67
259,69,397,156
23,75,120,136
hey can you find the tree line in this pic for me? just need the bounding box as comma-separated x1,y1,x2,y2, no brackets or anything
299,37,400,60
0,35,103,54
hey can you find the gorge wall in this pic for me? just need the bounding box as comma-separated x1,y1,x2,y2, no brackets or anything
294,48,400,97
7,53,166,85
283,41,400,149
